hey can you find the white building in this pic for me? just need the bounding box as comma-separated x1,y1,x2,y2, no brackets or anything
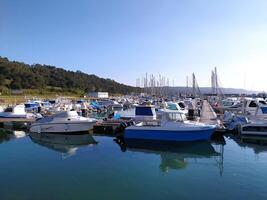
88,92,108,98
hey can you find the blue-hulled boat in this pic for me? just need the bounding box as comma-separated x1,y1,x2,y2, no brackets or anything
125,110,215,142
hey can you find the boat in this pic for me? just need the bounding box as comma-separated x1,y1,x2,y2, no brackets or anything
0,104,36,119
30,111,98,134
125,110,215,142
241,120,267,137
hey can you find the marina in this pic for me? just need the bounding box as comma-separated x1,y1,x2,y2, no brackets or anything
1,94,267,200
2,1,267,199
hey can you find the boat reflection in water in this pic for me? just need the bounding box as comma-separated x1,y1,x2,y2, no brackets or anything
229,134,267,154
0,128,27,143
29,132,97,158
116,138,224,173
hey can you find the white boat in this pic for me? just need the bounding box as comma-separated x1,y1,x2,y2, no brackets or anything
30,111,98,134
241,120,267,137
125,110,215,142
242,98,267,115
0,104,36,119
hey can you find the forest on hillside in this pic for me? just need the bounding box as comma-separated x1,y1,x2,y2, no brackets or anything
0,57,139,95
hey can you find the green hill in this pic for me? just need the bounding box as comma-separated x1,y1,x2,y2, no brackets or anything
0,57,138,95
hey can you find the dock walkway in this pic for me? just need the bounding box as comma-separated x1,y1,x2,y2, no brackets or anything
200,100,218,125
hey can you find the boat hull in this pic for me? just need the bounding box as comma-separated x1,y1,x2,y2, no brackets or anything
241,123,267,137
30,122,95,134
124,128,214,142
0,114,28,118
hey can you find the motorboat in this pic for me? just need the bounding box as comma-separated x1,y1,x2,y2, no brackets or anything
30,111,98,134
241,120,267,137
125,110,215,142
0,104,36,119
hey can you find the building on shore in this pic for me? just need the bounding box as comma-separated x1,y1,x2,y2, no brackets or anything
11,89,24,95
87,92,108,98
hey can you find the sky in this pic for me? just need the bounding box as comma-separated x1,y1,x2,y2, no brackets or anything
1,0,267,91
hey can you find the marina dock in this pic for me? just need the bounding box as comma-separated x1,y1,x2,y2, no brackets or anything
93,119,129,135
200,100,220,126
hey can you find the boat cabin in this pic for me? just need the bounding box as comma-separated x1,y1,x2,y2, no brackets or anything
3,105,26,115
25,102,39,112
244,98,267,115
162,111,187,123
135,106,156,121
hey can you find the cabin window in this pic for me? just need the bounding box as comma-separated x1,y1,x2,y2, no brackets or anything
25,103,38,108
178,102,185,108
167,113,183,122
4,107,13,112
259,101,266,105
260,107,267,114
248,101,257,107
135,107,153,116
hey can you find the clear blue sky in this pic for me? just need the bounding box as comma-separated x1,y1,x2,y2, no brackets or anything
1,0,267,90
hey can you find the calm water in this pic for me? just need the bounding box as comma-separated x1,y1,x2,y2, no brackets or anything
1,130,267,200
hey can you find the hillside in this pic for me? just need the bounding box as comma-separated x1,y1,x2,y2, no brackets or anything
0,57,139,95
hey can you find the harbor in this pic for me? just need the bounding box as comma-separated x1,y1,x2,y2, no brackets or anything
1,91,267,200
1,56,267,200
2,0,267,199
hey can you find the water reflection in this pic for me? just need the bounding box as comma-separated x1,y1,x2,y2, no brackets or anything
29,133,97,158
228,134,267,154
0,128,26,143
116,138,224,173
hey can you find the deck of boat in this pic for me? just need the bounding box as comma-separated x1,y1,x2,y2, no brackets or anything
200,100,219,126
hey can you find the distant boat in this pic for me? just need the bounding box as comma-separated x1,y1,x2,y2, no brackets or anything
99,99,123,109
30,111,97,134
125,110,215,142
0,104,36,119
